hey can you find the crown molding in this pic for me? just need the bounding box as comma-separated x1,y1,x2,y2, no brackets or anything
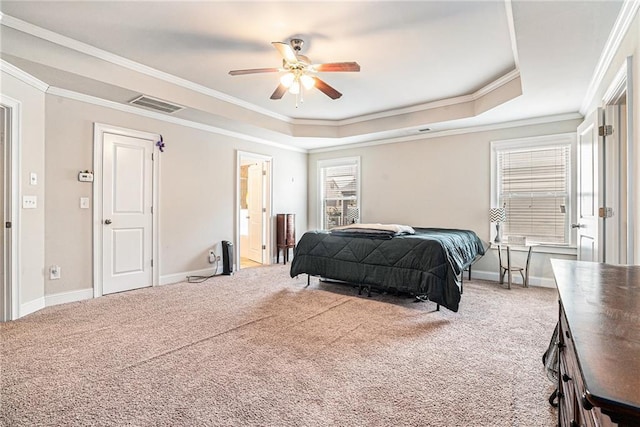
308,112,582,154
43,85,580,155
602,62,629,105
0,58,49,92
504,0,520,70
46,86,306,153
579,0,640,114
0,13,292,123
293,69,521,127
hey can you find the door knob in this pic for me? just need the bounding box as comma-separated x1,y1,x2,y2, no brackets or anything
104,219,112,225
571,223,584,229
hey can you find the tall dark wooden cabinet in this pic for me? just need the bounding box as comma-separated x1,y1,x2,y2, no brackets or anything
551,259,640,427
276,214,295,264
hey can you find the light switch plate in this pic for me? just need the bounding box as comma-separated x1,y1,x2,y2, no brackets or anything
30,172,37,186
80,197,90,209
22,195,37,209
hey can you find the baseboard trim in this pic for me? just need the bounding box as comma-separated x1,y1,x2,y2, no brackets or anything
470,269,556,288
160,265,224,286
45,288,94,307
20,297,45,318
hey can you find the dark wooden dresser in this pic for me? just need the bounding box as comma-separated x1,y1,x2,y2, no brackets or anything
551,259,640,427
276,213,295,264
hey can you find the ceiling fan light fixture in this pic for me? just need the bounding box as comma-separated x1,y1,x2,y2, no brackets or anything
280,72,295,88
300,74,315,90
289,80,301,95
229,37,360,103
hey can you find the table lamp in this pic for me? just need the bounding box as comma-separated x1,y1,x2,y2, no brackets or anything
489,207,507,243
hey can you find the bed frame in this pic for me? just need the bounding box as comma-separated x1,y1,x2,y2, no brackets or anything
301,255,479,311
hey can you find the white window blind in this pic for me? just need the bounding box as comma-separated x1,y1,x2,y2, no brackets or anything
319,158,360,230
497,144,571,245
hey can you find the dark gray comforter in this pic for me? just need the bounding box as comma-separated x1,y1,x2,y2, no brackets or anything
289,227,486,312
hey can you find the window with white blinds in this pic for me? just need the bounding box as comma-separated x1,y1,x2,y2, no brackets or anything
493,135,574,245
318,157,360,230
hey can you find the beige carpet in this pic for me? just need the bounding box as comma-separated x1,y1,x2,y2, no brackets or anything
1,265,558,426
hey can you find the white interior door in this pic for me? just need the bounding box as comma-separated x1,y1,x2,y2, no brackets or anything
102,133,153,294
603,102,626,264
575,109,604,262
247,163,264,263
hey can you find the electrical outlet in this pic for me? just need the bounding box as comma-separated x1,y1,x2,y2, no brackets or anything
50,265,61,280
22,195,37,209
208,250,216,264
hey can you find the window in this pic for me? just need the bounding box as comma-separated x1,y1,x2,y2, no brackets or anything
318,157,360,230
491,134,575,245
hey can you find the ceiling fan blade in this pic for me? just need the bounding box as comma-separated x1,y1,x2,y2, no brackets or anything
270,84,287,100
313,62,361,72
313,77,342,99
272,41,298,63
229,68,280,76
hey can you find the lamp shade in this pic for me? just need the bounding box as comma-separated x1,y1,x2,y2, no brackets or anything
280,72,295,88
489,207,506,223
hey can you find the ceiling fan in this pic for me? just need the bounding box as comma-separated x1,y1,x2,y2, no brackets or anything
229,38,360,102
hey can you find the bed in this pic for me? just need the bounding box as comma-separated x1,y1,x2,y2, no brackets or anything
289,226,487,312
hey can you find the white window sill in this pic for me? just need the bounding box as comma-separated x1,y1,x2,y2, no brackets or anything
490,243,577,256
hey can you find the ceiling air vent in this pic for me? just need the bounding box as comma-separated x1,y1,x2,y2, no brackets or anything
129,95,185,114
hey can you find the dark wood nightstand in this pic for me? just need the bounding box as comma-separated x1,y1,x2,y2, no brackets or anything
276,213,295,264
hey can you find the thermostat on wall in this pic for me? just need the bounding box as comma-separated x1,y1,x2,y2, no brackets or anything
78,171,94,182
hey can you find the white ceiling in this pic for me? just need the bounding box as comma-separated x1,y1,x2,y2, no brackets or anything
0,1,625,151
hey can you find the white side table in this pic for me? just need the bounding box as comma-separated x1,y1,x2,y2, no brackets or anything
495,243,536,289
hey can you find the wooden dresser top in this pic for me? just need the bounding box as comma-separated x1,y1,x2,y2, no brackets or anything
551,259,640,416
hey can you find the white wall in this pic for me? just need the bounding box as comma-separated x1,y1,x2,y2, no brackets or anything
307,119,582,286
43,94,307,297
1,72,46,314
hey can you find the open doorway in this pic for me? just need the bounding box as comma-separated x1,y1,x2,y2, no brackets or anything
237,151,272,270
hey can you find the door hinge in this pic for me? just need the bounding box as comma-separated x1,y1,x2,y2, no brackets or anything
598,125,613,136
599,207,614,218
262,208,266,213
262,245,266,250
151,259,153,267
5,221,11,229
152,153,154,161
262,170,266,176
151,206,153,214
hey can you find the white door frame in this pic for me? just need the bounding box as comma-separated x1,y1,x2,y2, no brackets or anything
602,56,634,264
93,123,160,297
0,95,20,321
236,151,272,270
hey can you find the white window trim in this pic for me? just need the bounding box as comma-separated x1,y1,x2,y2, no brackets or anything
490,133,577,254
318,156,361,230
